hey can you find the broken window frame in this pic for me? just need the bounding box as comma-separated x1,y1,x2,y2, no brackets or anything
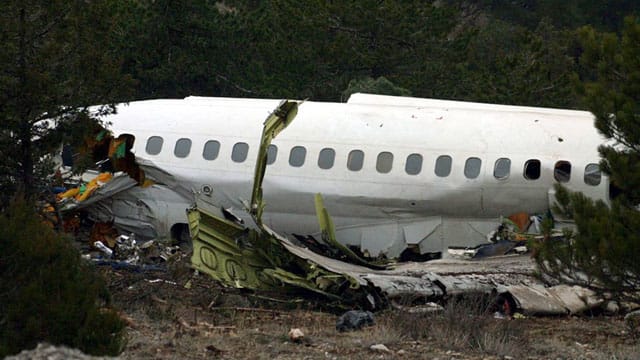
145,136,163,155
202,140,221,160
347,150,364,171
174,138,192,158
405,153,423,175
376,151,393,174
231,142,249,163
318,147,335,170
434,155,452,177
554,160,572,183
493,158,511,180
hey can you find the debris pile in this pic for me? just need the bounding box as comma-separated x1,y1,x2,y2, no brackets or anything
56,172,114,205
87,231,182,272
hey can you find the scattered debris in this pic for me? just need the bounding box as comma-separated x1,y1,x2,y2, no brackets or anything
391,301,444,314
336,310,375,332
84,229,185,274
93,241,113,257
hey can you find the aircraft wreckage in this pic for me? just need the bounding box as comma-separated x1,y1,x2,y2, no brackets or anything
55,95,615,314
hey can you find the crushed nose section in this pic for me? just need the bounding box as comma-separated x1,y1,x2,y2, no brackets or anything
56,123,191,243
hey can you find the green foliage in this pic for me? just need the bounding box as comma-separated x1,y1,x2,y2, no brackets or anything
536,185,640,300
458,19,578,107
535,18,640,301
457,0,637,32
109,0,230,98
0,1,133,205
0,200,126,357
576,18,640,203
342,76,411,100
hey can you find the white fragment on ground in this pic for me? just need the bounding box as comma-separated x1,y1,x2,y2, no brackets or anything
370,344,391,353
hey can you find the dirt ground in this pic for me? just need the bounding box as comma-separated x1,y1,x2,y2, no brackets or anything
99,252,640,360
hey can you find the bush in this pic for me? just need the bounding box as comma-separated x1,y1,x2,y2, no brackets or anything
0,200,126,357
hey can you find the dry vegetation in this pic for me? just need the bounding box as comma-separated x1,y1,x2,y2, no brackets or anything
103,256,639,359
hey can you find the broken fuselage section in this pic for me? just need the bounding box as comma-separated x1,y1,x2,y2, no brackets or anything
54,95,613,313
187,100,607,314
61,94,609,260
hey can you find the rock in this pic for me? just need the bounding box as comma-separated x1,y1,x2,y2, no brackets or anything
397,349,406,356
370,344,390,353
604,300,620,314
288,328,305,342
624,309,640,331
336,310,375,332
5,343,118,360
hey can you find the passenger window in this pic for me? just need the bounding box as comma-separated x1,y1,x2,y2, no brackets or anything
231,142,249,163
524,159,541,180
464,157,482,179
405,153,423,175
202,140,220,160
289,146,306,167
493,158,511,180
554,161,571,183
145,136,163,155
584,163,601,186
435,155,452,177
347,150,364,171
318,148,335,169
174,138,192,158
266,145,277,165
376,152,393,174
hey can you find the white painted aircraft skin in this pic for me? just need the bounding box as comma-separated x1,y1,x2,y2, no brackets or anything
99,94,609,257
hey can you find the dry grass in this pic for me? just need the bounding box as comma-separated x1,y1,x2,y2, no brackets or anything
389,293,526,358
107,262,640,359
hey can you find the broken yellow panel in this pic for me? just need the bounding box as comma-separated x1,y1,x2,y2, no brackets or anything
189,100,365,299
251,100,300,223
188,206,279,290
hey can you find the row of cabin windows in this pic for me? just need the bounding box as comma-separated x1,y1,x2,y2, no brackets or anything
144,136,602,186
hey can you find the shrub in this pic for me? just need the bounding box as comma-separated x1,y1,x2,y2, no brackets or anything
0,199,126,357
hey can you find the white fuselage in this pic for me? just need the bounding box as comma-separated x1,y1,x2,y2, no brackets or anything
102,94,608,257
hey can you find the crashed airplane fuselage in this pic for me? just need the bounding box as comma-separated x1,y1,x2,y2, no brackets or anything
91,93,608,258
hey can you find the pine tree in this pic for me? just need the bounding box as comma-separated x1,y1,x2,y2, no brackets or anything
535,17,640,301
0,0,133,206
